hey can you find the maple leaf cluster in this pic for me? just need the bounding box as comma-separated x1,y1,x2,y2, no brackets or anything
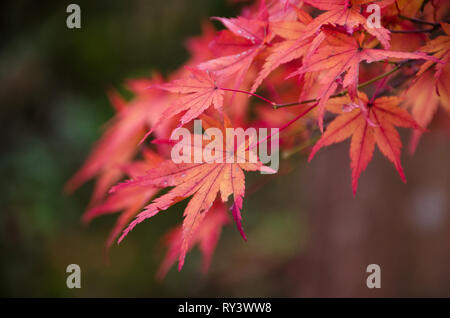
67,0,450,278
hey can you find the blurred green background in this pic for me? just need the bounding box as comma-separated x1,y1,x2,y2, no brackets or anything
1,0,450,297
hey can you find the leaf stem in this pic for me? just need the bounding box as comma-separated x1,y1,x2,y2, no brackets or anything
273,62,408,110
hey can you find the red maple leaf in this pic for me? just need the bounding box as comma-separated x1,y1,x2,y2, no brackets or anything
309,92,423,194
153,67,224,129
114,116,272,270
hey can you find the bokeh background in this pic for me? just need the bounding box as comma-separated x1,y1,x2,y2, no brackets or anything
1,0,450,297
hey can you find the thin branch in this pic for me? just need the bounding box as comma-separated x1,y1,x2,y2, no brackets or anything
398,15,440,26
388,27,436,33
398,15,438,26
272,62,408,110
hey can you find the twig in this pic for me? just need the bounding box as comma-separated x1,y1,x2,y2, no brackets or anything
272,62,408,110
398,15,441,26
388,27,437,33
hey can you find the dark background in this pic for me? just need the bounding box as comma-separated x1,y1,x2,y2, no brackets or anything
1,0,450,297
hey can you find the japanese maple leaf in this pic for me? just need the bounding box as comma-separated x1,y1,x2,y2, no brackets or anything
157,201,229,279
292,30,437,132
308,93,423,194
198,3,270,91
303,0,395,48
114,116,271,270
82,149,162,250
154,67,224,129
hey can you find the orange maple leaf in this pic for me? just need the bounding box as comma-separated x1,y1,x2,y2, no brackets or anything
309,92,423,194
114,116,271,270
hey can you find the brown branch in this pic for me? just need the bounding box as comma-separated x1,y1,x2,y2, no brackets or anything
388,27,437,34
398,15,440,26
